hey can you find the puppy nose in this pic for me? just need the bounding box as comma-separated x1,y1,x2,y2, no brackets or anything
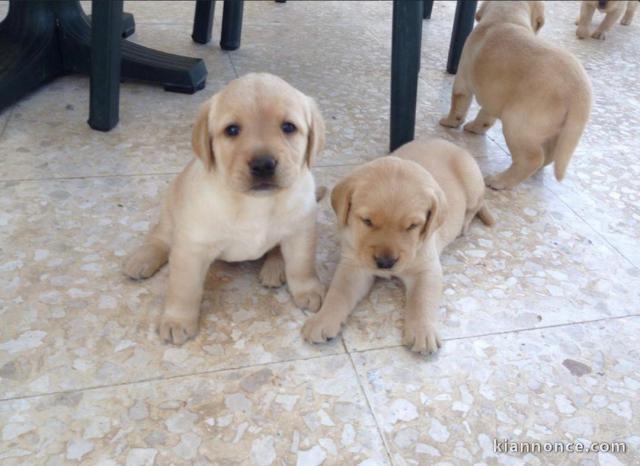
374,255,398,270
249,155,277,178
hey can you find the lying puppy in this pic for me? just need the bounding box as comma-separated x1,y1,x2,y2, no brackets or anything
440,1,592,190
124,73,326,344
576,1,638,40
302,138,494,354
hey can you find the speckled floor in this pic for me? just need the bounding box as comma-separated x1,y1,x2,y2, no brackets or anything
0,1,638,465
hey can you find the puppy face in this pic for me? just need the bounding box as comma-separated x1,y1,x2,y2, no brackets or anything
192,73,325,194
331,157,447,273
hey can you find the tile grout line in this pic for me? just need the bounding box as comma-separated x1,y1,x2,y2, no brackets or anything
347,313,640,355
0,171,182,184
0,162,368,184
343,338,395,466
465,129,640,271
546,185,640,270
0,350,344,404
226,51,240,78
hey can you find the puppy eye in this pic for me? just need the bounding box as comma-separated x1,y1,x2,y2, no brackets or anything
407,223,418,231
361,217,373,227
225,124,240,137
281,122,297,134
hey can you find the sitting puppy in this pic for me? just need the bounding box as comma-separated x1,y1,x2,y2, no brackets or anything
124,73,326,344
576,1,638,40
302,138,494,354
440,1,592,190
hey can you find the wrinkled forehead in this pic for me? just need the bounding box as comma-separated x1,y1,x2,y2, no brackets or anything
351,168,430,222
215,78,307,123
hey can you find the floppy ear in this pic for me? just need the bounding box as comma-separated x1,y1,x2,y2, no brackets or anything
191,98,214,170
475,1,488,21
420,185,448,241
530,1,545,32
331,175,356,227
305,97,326,167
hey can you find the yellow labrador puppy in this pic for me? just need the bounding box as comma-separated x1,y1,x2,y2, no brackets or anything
124,73,326,344
302,138,494,354
576,1,638,40
440,1,592,190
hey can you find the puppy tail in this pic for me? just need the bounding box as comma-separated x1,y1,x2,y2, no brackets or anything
476,203,495,227
552,89,591,182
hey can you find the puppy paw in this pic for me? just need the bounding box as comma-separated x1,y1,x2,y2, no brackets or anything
576,27,590,39
463,121,489,135
158,315,199,345
302,313,342,343
123,244,166,280
439,116,463,129
292,279,325,312
485,174,513,191
402,321,441,355
591,30,606,40
259,255,286,288
621,15,633,26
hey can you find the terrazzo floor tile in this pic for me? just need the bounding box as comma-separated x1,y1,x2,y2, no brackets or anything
0,354,390,466
0,169,346,399
353,317,640,466
1,0,639,464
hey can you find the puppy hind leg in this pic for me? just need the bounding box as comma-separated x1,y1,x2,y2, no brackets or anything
259,246,286,288
439,77,473,128
464,108,497,135
592,6,625,39
576,2,596,38
621,1,638,25
486,129,545,190
124,221,171,280
476,203,495,227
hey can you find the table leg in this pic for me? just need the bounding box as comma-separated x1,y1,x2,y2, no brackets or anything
193,1,215,44
423,0,434,19
89,0,123,131
220,0,244,51
390,0,423,152
446,0,477,74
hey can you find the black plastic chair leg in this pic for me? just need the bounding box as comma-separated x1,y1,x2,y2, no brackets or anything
89,0,122,131
192,1,215,44
446,0,477,74
390,0,423,152
220,0,244,50
423,0,434,19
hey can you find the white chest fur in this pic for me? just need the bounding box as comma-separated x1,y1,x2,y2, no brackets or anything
174,169,316,263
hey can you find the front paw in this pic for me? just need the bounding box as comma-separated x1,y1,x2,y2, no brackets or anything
302,313,342,343
402,321,442,355
158,314,199,345
292,279,325,312
591,29,605,40
576,26,590,39
439,116,463,128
